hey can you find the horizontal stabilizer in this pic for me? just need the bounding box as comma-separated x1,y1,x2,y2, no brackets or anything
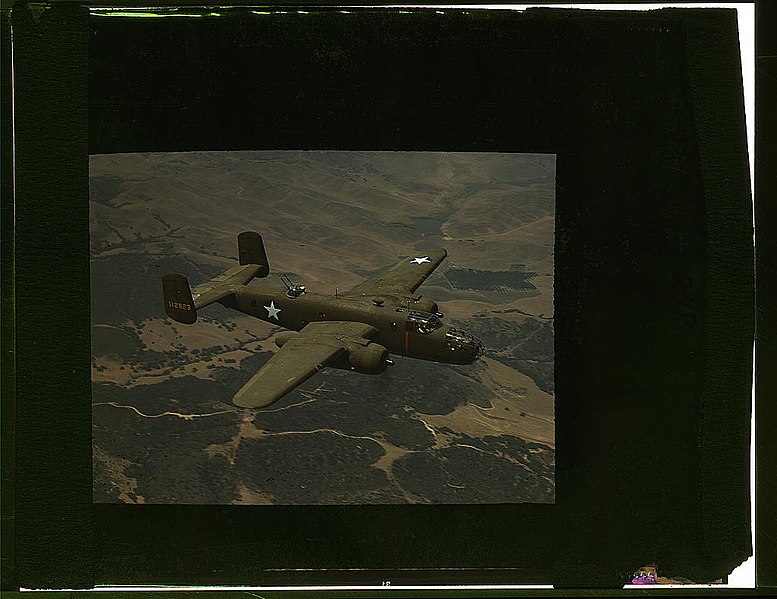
163,233,267,320
162,273,197,324
190,263,262,309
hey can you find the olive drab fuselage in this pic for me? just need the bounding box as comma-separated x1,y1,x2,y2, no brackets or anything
221,287,478,365
163,234,486,408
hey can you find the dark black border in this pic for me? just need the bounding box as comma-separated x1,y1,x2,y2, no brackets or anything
1,4,16,593
755,0,776,591
8,2,754,590
11,1,92,590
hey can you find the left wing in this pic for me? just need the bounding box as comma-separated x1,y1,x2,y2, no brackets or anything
233,321,378,409
345,247,447,297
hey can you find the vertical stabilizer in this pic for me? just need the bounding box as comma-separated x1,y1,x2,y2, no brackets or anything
162,273,197,324
238,231,269,277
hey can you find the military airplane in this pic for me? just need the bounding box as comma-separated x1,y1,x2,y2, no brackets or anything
162,232,485,409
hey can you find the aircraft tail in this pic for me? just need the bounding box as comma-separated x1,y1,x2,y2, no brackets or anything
162,232,269,324
238,231,269,277
162,273,198,324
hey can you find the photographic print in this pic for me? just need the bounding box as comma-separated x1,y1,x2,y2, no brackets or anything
90,150,555,505
8,3,755,589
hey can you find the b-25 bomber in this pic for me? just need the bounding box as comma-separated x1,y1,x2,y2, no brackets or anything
162,232,485,409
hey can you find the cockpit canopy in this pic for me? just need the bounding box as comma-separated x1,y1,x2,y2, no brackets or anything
405,310,442,334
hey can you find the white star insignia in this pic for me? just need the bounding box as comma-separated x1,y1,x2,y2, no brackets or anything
264,301,281,320
411,256,431,264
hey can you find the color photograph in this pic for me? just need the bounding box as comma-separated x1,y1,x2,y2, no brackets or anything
90,150,556,505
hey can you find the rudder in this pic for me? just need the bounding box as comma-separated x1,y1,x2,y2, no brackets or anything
162,273,197,324
238,231,269,277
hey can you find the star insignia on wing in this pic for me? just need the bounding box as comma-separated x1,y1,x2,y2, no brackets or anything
264,300,281,320
411,256,431,264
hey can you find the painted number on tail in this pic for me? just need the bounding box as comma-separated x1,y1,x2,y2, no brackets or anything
168,301,193,311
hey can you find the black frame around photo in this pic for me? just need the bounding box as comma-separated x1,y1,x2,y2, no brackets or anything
7,2,753,590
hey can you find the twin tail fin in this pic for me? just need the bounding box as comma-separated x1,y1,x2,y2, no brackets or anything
237,231,269,276
162,231,269,324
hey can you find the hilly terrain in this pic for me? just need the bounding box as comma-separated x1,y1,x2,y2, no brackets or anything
90,150,556,505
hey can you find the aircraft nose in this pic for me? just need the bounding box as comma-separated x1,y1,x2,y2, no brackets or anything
467,336,485,361
444,327,485,362
473,338,485,360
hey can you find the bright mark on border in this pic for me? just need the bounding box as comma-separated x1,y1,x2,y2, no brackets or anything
264,301,281,320
411,256,431,264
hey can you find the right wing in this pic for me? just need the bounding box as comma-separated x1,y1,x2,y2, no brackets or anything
345,247,448,297
233,321,378,409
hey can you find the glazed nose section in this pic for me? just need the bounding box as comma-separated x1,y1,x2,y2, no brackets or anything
445,328,486,362
473,337,486,360
466,335,485,361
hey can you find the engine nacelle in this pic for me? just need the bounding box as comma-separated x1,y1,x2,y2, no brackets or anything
346,342,390,374
274,331,300,348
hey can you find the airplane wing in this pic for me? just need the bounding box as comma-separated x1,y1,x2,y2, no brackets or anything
233,321,378,409
346,247,448,296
